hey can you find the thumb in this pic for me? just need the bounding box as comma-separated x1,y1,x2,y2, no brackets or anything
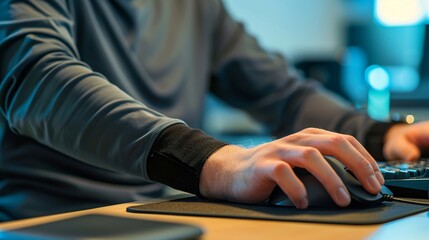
383,138,421,162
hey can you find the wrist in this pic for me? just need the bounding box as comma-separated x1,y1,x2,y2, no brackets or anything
199,144,244,200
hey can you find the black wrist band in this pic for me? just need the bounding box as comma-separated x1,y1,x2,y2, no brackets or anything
364,121,403,161
147,124,227,196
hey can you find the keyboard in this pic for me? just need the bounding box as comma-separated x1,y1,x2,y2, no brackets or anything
379,159,429,199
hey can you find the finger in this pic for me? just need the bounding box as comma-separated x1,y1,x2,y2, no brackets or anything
300,129,375,160
413,123,429,148
284,133,381,194
299,127,330,135
314,134,381,194
340,134,384,185
268,161,308,209
299,128,383,183
384,138,421,162
279,145,351,207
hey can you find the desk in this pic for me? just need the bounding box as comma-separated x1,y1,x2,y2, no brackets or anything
1,195,428,240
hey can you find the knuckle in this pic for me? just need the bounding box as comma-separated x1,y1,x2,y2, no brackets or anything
283,133,301,143
299,147,319,159
272,162,291,176
302,127,318,133
329,134,348,146
343,134,357,142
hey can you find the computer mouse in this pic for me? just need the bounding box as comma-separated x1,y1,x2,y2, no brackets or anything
268,156,392,208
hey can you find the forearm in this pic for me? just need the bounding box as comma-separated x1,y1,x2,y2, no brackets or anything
0,0,183,180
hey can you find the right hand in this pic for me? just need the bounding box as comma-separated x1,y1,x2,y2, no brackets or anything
199,128,384,209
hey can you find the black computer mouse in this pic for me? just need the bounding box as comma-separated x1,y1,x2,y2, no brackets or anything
268,156,393,208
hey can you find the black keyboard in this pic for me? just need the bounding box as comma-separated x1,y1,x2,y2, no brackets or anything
379,159,429,199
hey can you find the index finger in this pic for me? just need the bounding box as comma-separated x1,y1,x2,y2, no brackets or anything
301,128,383,184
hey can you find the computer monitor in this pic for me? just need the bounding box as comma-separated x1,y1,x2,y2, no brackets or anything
419,25,429,82
390,24,429,107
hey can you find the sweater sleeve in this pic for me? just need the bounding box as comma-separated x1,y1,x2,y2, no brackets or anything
0,0,184,180
208,1,384,148
147,124,227,195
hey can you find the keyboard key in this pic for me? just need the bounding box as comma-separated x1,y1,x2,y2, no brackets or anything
396,170,409,179
421,167,429,178
408,169,418,178
378,158,429,199
381,170,396,179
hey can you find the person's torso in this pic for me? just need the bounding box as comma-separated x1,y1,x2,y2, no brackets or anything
0,0,216,220
73,0,214,126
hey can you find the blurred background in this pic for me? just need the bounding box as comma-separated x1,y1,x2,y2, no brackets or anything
203,0,429,144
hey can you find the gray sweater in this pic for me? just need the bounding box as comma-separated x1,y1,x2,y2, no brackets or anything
0,0,382,221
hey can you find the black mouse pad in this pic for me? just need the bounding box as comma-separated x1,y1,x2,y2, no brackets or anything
0,214,203,240
127,196,429,225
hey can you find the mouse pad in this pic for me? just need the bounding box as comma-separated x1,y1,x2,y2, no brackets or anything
127,196,429,225
0,214,203,240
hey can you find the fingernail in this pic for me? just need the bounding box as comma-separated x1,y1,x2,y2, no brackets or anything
296,198,308,209
375,170,385,185
368,174,381,192
336,186,351,205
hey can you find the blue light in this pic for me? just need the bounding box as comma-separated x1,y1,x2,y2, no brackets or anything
387,66,420,92
366,65,390,91
368,89,390,121
366,65,390,121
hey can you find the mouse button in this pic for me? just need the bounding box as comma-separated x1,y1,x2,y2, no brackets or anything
324,156,344,168
323,157,383,205
347,183,383,205
300,175,336,208
351,192,384,206
340,170,384,205
343,177,380,200
340,173,364,194
323,157,364,191
324,156,351,179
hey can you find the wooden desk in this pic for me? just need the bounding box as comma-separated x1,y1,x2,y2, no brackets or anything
1,195,428,240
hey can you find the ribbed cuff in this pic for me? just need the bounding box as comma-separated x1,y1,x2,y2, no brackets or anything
147,124,227,196
364,121,397,161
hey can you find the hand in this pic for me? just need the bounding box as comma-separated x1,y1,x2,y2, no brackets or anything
383,121,429,162
200,128,384,209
